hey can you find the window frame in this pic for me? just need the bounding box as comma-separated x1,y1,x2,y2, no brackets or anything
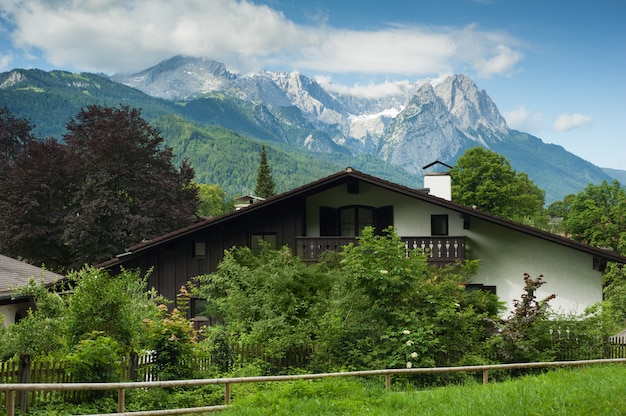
431,214,449,236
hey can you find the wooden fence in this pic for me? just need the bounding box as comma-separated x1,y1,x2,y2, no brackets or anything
0,358,625,416
1,337,625,413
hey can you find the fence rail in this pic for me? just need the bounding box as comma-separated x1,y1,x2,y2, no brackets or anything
0,358,625,416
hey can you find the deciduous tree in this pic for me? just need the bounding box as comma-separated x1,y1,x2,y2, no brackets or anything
451,147,545,222
0,105,199,270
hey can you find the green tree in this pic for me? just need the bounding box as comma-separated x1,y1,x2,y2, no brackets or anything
0,277,67,359
66,266,158,351
195,182,231,217
561,180,625,252
558,180,626,323
194,241,332,361
451,147,545,222
316,227,501,370
253,145,276,198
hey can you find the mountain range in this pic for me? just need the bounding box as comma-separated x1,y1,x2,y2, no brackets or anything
0,55,621,203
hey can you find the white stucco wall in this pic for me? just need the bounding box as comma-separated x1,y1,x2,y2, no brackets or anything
304,181,603,316
305,182,465,237
465,218,603,315
0,303,21,327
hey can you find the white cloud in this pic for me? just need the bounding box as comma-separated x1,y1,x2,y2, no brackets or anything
0,52,13,70
503,106,543,134
0,0,526,79
553,113,592,132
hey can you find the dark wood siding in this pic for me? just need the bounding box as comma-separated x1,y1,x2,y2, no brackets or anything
105,197,307,308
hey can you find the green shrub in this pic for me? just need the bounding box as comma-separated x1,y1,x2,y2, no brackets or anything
66,332,123,401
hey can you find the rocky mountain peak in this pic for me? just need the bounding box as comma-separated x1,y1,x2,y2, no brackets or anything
111,55,236,100
434,74,508,137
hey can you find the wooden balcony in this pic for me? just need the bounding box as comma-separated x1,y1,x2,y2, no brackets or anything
295,236,465,264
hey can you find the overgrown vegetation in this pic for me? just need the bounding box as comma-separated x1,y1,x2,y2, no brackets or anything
220,365,626,416
1,226,624,414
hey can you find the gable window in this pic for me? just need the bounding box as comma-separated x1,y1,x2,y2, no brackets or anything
431,215,449,236
250,233,277,253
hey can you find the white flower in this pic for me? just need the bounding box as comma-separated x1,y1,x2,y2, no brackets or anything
411,352,418,358
406,361,412,369
402,330,411,335
379,270,389,274
406,340,414,346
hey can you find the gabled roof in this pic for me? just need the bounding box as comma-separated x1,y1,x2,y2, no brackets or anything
0,254,65,299
99,167,626,268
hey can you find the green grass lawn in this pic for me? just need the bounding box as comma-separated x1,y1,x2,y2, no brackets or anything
221,365,626,415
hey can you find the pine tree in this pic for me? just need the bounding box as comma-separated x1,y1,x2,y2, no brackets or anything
253,145,276,198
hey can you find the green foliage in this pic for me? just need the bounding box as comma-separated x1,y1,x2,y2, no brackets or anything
143,304,198,380
221,366,626,416
197,226,501,373
66,266,157,351
195,182,231,216
253,145,276,198
561,179,625,252
194,241,332,361
451,147,545,221
550,179,626,325
602,263,626,323
66,332,123,384
314,227,501,370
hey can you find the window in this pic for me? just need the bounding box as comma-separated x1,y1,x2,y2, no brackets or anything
193,241,206,258
250,233,277,253
466,284,497,295
431,214,449,236
320,205,393,236
190,297,207,318
340,206,374,236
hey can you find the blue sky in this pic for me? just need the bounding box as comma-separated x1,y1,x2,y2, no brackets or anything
0,0,624,170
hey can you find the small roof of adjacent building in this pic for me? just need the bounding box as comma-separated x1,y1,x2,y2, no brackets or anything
0,254,65,299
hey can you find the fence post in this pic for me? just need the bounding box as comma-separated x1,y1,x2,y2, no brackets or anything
6,390,15,416
385,374,391,390
224,383,231,405
129,351,139,381
118,389,125,413
18,353,30,412
482,369,489,384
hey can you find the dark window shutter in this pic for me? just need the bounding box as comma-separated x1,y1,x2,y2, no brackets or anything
375,205,394,235
320,206,339,236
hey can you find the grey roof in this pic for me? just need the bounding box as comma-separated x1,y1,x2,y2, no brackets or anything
0,254,65,299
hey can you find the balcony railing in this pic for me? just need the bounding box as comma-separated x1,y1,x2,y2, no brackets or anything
295,236,465,264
